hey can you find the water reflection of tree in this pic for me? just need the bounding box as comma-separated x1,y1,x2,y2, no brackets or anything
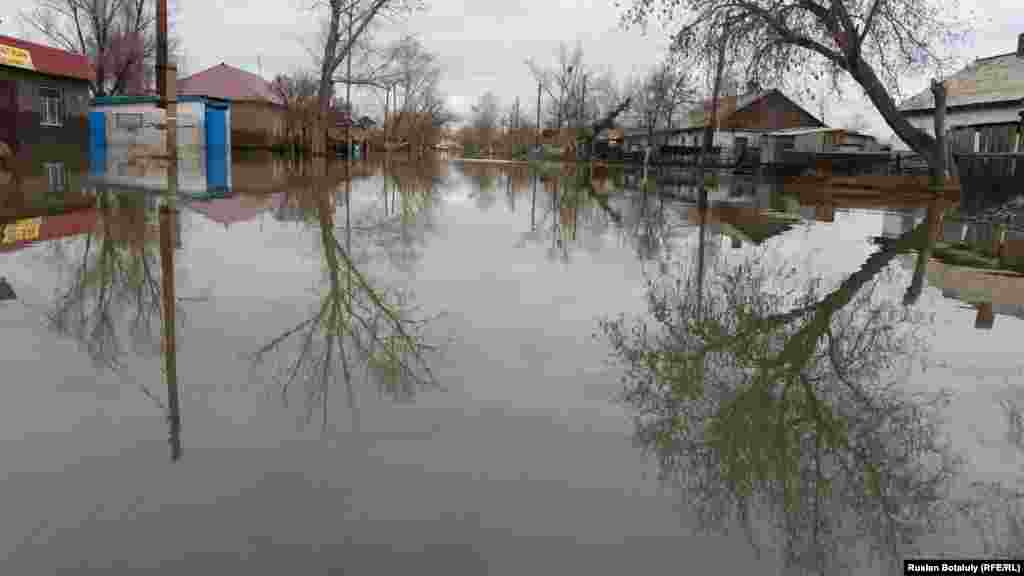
47,189,175,371
367,161,444,275
600,207,961,574
251,163,442,431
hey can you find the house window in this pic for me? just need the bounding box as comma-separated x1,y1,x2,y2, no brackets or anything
40,87,63,126
116,113,144,133
44,162,66,193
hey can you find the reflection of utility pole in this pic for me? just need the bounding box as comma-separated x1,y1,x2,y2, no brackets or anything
159,206,182,461
531,173,537,230
536,81,542,150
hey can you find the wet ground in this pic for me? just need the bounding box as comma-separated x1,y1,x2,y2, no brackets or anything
1,152,1023,574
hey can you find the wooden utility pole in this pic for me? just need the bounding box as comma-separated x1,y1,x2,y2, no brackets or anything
345,7,353,162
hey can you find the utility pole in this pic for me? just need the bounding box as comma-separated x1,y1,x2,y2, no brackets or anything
345,6,353,162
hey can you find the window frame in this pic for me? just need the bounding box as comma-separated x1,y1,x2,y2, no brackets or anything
44,162,66,193
39,86,64,127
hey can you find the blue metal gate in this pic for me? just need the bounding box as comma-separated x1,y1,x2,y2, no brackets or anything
205,105,228,193
88,111,107,177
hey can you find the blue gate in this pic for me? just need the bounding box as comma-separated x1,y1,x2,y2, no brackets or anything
205,105,228,193
88,111,107,177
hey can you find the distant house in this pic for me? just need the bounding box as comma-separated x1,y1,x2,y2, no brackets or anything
178,63,286,149
622,88,825,153
759,127,883,164
900,33,1024,153
0,34,94,158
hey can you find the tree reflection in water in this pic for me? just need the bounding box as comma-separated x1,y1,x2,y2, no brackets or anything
47,188,168,371
600,200,962,573
250,160,443,432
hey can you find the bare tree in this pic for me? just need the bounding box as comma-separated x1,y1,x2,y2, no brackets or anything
313,0,420,144
470,91,501,154
21,0,182,96
270,71,321,155
621,0,973,172
385,35,455,156
526,42,585,130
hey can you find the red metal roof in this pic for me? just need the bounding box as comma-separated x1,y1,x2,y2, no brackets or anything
188,193,282,226
178,63,283,105
0,35,94,83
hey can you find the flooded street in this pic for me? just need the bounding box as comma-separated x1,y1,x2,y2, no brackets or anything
2,153,1024,574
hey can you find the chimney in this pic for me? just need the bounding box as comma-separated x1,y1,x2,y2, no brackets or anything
1019,33,1024,58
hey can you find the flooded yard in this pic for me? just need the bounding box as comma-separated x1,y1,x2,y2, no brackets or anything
2,153,1024,574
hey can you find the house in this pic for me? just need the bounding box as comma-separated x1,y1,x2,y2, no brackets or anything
0,35,94,167
900,33,1024,153
622,88,825,153
178,63,286,149
90,94,232,195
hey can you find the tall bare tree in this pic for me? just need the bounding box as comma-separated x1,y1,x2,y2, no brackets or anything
620,0,973,173
526,42,585,130
21,0,181,96
313,0,420,144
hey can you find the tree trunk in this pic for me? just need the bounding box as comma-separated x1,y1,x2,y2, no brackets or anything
849,57,936,165
930,79,947,186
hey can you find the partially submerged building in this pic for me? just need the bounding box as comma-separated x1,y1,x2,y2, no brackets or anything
179,63,285,149
900,33,1024,153
621,88,826,153
0,35,94,156
89,94,232,195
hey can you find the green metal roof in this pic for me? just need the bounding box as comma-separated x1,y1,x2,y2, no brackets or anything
91,94,230,108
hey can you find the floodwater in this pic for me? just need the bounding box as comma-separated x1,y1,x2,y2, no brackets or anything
1,151,1023,574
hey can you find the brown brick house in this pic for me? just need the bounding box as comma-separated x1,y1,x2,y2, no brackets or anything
178,63,285,149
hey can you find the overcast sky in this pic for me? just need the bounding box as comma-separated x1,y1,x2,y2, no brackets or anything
2,0,1023,146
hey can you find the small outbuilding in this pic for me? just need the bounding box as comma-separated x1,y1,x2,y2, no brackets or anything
89,95,232,195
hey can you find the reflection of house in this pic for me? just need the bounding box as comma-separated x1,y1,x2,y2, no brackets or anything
0,35,94,156
179,63,286,149
0,209,98,253
900,33,1024,153
186,192,282,228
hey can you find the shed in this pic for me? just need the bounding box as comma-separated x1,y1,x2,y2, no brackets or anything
89,95,232,195
760,127,848,164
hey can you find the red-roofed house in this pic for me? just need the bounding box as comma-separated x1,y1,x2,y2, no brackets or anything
178,63,285,149
0,35,94,157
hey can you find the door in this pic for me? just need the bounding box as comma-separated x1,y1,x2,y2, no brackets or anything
205,106,228,193
0,79,17,154
88,111,106,176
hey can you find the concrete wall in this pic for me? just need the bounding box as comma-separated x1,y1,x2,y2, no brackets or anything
92,100,206,150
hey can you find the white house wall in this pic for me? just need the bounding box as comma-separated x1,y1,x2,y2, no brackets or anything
94,101,206,152
906,106,1023,136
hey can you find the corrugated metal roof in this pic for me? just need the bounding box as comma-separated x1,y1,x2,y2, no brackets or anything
766,127,845,136
0,35,94,82
178,63,283,105
900,53,1024,113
